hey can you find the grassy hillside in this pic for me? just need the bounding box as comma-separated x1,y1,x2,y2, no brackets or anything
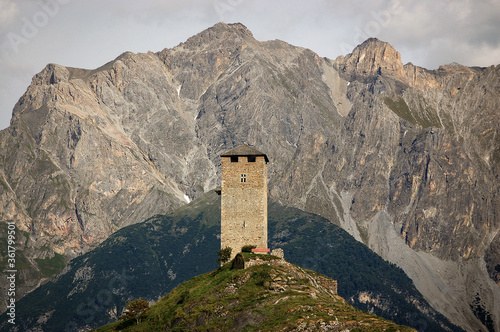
0,192,459,331
94,254,416,331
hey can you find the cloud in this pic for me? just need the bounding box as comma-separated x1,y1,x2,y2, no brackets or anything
374,0,500,67
0,0,19,34
0,59,33,129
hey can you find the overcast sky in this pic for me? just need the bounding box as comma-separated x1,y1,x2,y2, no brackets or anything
0,0,499,130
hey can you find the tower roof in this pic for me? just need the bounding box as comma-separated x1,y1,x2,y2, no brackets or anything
221,144,269,163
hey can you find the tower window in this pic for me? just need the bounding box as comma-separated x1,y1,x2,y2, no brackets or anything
248,156,256,162
231,156,238,162
241,174,247,183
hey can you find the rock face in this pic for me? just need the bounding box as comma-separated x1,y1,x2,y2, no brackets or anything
0,23,499,331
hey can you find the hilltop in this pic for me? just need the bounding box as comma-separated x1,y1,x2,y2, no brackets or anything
94,254,415,331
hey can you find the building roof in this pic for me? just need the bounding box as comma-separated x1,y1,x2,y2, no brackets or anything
221,144,269,163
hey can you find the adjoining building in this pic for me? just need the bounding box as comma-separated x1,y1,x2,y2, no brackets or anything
220,144,269,259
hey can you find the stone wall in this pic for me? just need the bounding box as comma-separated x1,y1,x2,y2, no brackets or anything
221,155,267,259
271,248,284,259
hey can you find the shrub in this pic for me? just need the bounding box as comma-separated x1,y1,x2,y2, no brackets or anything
119,298,150,324
231,253,245,270
241,245,257,253
216,247,232,265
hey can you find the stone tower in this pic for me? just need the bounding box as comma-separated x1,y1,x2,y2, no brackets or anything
220,144,269,259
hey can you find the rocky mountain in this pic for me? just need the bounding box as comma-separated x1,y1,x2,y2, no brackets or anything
0,22,499,331
95,253,415,332
1,192,455,331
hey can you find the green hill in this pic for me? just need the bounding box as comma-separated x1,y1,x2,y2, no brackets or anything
94,254,416,331
0,192,459,331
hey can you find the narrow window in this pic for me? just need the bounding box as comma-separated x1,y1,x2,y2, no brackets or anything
230,156,238,162
248,155,256,162
241,174,247,183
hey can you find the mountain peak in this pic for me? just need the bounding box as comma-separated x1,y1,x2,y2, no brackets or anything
334,38,405,82
176,22,255,51
357,37,391,49
211,22,254,37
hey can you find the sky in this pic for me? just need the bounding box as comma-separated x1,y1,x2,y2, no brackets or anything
0,0,499,130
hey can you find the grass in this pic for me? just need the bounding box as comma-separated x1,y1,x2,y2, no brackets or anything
384,96,442,128
384,97,416,125
93,257,415,332
35,253,67,277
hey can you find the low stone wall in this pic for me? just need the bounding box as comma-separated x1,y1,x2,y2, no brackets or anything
244,257,290,269
271,248,284,259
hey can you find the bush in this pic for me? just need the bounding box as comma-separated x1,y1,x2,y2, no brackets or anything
231,253,245,270
254,269,272,287
241,245,257,253
216,247,232,265
119,298,150,324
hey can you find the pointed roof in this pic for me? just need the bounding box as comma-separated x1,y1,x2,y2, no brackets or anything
221,144,269,163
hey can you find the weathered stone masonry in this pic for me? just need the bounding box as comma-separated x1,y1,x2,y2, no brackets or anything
220,145,269,259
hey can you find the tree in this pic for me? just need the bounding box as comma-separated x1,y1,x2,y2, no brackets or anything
217,246,232,265
119,298,150,325
231,253,245,270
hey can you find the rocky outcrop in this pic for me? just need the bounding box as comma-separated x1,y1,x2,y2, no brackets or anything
0,22,499,331
244,256,338,297
334,38,407,83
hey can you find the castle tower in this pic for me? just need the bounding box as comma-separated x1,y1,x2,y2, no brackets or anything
220,144,269,259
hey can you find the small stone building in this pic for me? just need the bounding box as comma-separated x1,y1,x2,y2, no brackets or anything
220,145,269,259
